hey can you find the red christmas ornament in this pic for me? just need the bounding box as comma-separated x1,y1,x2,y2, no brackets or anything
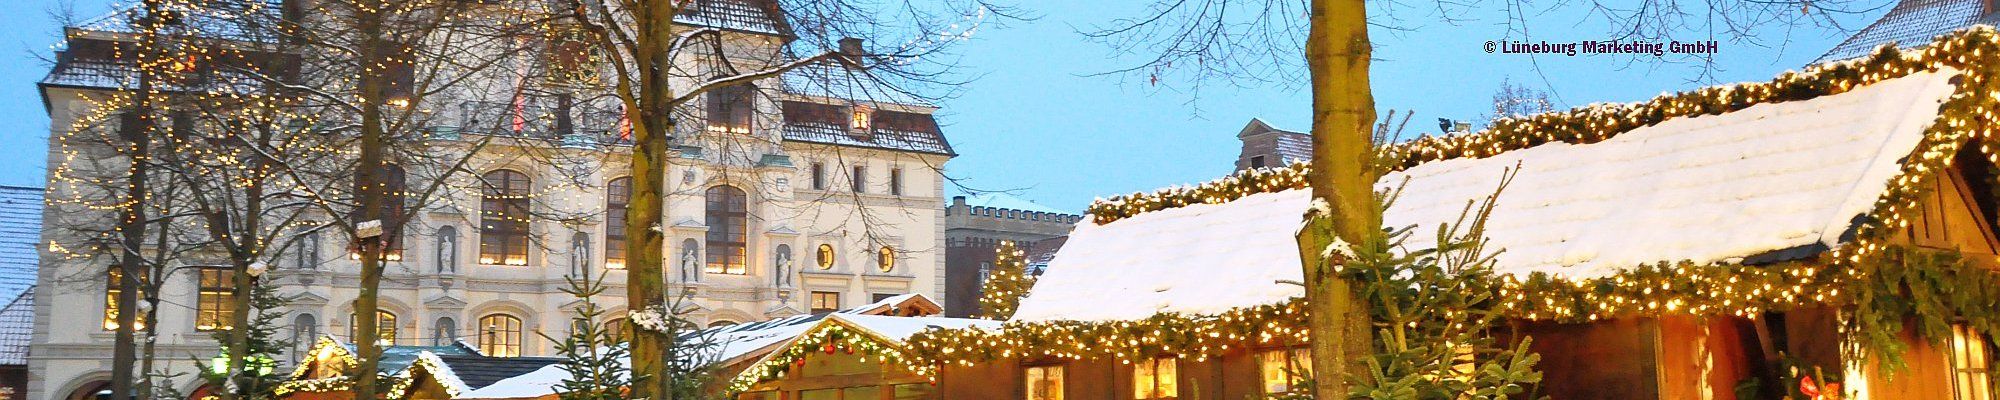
823,343,836,354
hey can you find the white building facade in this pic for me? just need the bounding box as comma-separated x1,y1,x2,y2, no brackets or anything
29,2,954,399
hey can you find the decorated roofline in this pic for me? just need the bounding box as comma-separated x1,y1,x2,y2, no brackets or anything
918,26,2000,370
724,314,940,393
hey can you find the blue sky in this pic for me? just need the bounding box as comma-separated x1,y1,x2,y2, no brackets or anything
0,1,1888,212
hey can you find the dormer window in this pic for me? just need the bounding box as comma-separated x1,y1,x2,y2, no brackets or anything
707,83,754,134
850,105,873,131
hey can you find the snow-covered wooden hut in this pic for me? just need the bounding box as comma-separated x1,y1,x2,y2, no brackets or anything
276,337,559,400
909,28,2000,400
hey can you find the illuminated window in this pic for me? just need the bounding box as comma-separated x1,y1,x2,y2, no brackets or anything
810,291,840,314
704,186,747,275
480,170,531,266
349,164,406,262
889,168,903,196
1025,365,1065,400
1952,324,1994,400
195,267,237,331
103,268,148,331
851,106,872,131
349,310,397,345
1258,348,1313,395
816,244,835,269
605,177,630,269
706,84,753,134
1133,357,1178,399
877,246,896,272
479,314,523,357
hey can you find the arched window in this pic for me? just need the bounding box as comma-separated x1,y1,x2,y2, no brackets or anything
478,314,523,357
605,318,628,343
432,317,457,346
679,239,701,282
605,177,631,269
349,310,397,345
569,232,591,277
707,320,738,328
290,314,318,364
704,186,747,275
774,244,793,287
436,226,458,273
877,246,896,273
480,170,532,266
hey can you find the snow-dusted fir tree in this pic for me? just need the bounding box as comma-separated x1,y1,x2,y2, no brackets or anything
543,269,629,400
198,279,292,400
977,241,1036,320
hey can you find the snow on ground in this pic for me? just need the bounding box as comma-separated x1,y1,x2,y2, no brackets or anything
1013,69,1962,323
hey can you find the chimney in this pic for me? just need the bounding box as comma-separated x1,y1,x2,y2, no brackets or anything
838,37,866,59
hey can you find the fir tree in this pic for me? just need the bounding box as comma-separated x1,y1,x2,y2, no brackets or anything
543,268,630,400
978,241,1037,320
199,279,292,400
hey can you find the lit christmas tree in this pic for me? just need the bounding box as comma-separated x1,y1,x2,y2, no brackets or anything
978,241,1036,320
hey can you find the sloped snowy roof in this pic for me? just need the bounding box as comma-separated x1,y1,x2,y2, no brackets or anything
676,0,785,35
782,61,932,107
961,193,1076,216
0,187,43,305
1012,68,1964,323
781,122,953,155
73,1,284,43
1815,0,1996,63
0,287,36,366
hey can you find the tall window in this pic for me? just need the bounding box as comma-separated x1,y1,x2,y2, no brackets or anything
1952,324,1994,400
810,291,841,314
290,314,318,364
851,166,867,193
195,267,237,331
1133,357,1179,399
706,84,753,134
605,177,631,269
704,186,747,275
1258,348,1313,395
810,162,827,190
350,164,406,261
103,268,148,330
1025,365,1065,400
480,170,532,266
350,310,398,345
479,314,524,357
432,317,457,346
889,168,904,196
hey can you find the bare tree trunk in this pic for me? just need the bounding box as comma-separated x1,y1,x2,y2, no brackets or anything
1299,0,1378,398
221,182,264,400
351,1,391,398
627,3,679,399
111,2,167,398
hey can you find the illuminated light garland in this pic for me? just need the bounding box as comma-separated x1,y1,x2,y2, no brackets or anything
725,319,936,394
942,26,2000,372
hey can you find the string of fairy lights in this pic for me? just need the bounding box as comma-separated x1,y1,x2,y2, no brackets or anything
910,27,2000,371
726,320,936,393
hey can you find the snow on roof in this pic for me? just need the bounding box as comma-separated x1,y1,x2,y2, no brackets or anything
675,0,785,35
0,187,41,305
961,193,1076,216
1815,0,1994,63
0,287,35,366
458,364,567,400
782,60,932,107
1013,68,1964,323
827,314,1000,342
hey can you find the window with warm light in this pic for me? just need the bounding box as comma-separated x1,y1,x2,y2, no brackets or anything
195,267,237,331
605,177,630,269
103,268,148,331
349,164,406,262
349,310,397,345
1025,365,1065,400
877,246,896,272
816,244,836,270
851,107,872,131
704,185,747,275
707,84,754,134
1952,324,1994,400
479,314,523,357
1258,348,1313,395
1133,357,1179,399
480,170,531,266
810,291,841,314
